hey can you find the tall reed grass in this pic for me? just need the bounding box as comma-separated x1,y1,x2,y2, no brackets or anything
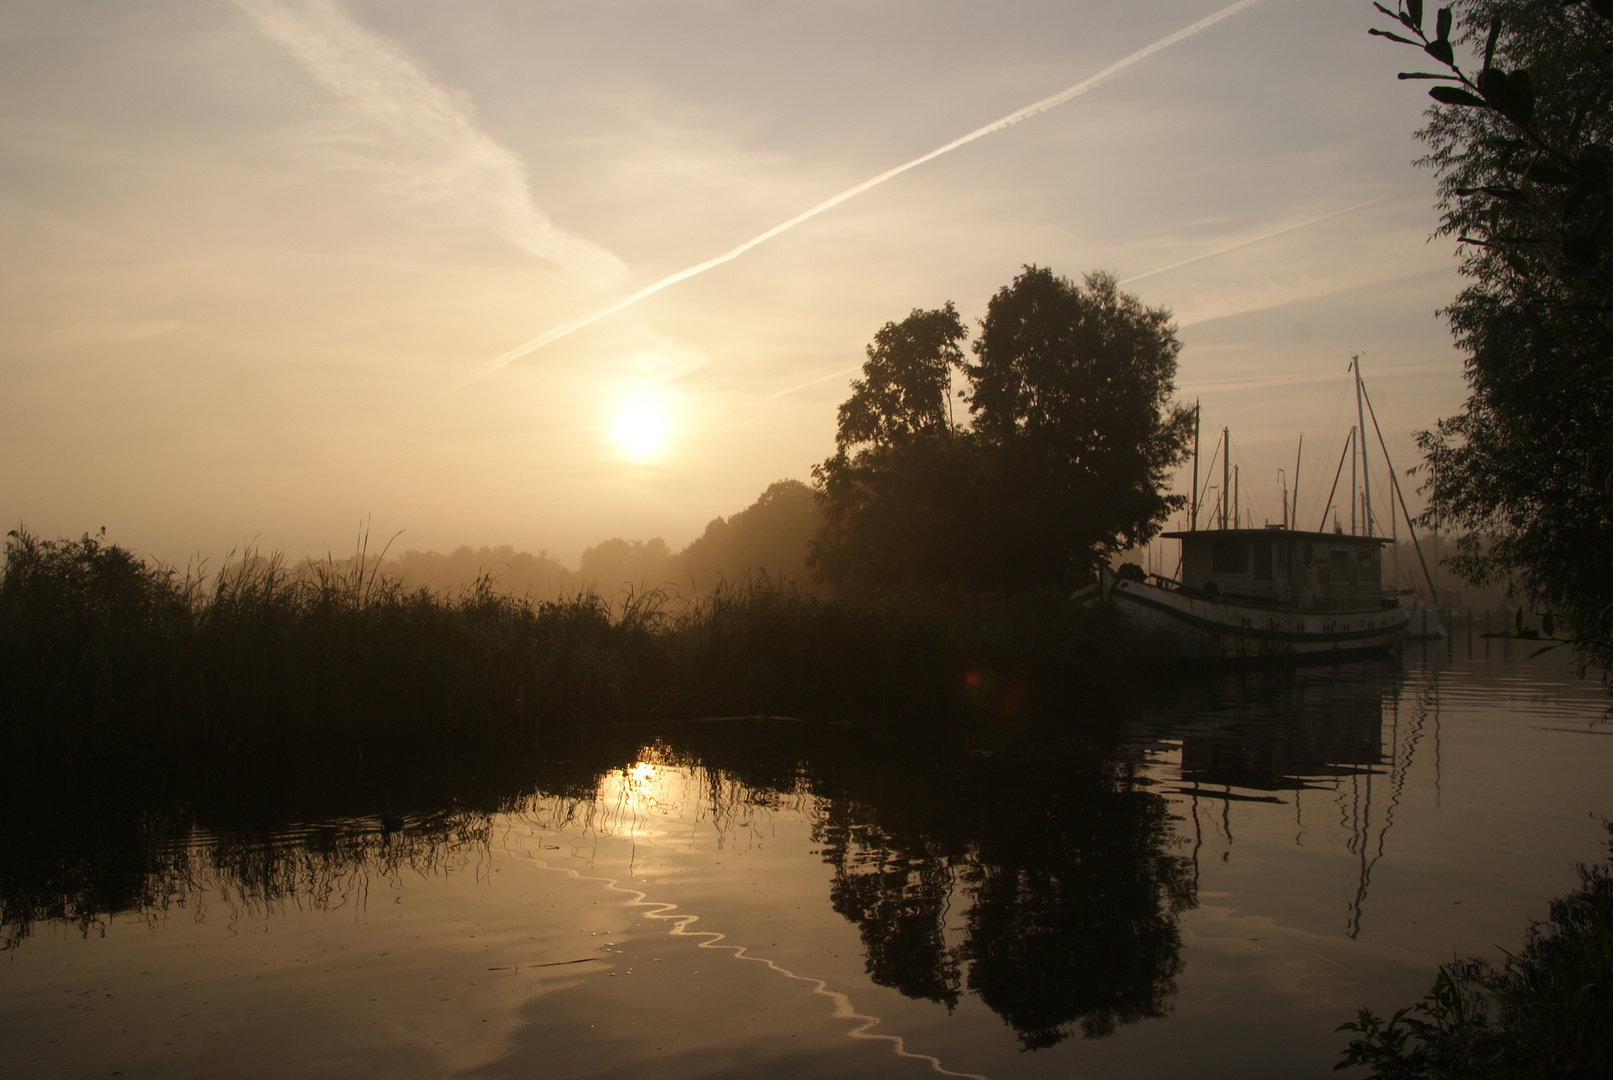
0,529,1147,769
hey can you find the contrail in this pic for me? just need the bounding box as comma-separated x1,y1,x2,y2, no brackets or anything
766,364,862,400
232,0,627,287
1120,197,1387,286
465,0,1264,383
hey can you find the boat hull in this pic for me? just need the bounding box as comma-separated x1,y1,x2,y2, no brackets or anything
1102,574,1410,660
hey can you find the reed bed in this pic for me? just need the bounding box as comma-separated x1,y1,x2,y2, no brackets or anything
0,529,1146,769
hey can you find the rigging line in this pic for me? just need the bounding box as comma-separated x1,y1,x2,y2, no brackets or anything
459,0,1266,384
1309,373,1351,523
1319,426,1355,532
1196,430,1224,522
1227,439,1274,527
1359,379,1438,599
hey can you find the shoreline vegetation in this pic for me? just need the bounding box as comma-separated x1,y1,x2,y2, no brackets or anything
1337,826,1613,1079
0,527,1158,771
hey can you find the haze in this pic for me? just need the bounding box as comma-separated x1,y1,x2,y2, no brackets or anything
0,0,1464,569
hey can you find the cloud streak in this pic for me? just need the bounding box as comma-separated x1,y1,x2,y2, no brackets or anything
466,0,1265,382
231,0,627,286
1119,197,1388,286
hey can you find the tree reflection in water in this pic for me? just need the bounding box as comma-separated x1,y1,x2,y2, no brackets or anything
809,742,1195,1049
7,668,1436,1054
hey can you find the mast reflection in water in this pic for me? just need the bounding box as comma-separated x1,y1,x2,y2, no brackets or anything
10,652,1590,1080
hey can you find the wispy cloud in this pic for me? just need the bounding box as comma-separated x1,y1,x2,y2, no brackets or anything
1120,197,1389,286
465,0,1266,381
230,0,627,286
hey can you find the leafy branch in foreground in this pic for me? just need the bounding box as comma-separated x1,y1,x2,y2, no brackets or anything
1369,1,1613,678
1337,823,1613,1077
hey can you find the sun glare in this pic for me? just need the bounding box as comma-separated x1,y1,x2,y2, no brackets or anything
609,398,671,462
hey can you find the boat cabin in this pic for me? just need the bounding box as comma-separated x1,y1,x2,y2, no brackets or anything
1159,528,1393,612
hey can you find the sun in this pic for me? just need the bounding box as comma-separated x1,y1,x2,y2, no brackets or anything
609,398,671,462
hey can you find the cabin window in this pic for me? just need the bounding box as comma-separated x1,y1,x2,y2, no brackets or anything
1212,537,1246,574
1330,550,1350,582
1358,549,1374,581
1253,541,1273,581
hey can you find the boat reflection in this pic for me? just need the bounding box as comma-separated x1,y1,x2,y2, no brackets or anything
1128,660,1432,938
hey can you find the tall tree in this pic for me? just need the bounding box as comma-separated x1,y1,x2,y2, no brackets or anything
1369,0,1613,669
967,268,1194,592
810,305,975,588
812,273,1192,592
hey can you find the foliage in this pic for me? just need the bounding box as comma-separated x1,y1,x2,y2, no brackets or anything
1368,0,1613,673
676,479,823,593
968,268,1195,592
812,269,1192,593
1337,825,1613,1078
812,303,978,588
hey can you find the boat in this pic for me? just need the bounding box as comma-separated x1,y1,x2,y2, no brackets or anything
1082,355,1423,660
1093,528,1410,660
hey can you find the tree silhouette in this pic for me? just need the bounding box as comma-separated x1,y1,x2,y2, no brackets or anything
1369,0,1613,669
812,270,1192,592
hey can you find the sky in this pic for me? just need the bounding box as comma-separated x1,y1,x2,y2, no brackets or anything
0,0,1470,568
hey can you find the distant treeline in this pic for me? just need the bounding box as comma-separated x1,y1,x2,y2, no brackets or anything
382,479,821,602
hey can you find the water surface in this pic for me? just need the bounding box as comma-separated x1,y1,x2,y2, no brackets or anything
3,641,1609,1078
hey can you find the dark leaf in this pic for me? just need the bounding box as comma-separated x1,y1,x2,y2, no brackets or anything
1504,69,1535,125
1372,1,1399,18
1528,644,1559,659
1478,67,1508,102
1564,234,1600,266
1524,160,1577,185
1484,17,1500,70
1370,27,1420,45
1515,607,1525,635
1406,0,1423,31
1543,612,1555,636
1477,185,1528,203
1506,252,1531,276
1424,38,1455,65
1436,6,1451,42
1398,71,1461,80
1429,85,1488,108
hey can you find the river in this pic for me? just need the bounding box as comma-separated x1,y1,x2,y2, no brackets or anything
3,637,1609,1078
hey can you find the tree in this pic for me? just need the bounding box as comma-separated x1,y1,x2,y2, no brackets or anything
810,304,976,588
1369,1,1613,670
811,271,1192,593
967,267,1193,592
677,479,823,592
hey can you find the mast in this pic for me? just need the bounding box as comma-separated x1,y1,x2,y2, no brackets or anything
1191,400,1201,531
1234,465,1240,529
1354,355,1373,537
1221,427,1230,530
1293,434,1303,532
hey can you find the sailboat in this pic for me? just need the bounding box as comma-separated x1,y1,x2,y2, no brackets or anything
1087,357,1421,660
